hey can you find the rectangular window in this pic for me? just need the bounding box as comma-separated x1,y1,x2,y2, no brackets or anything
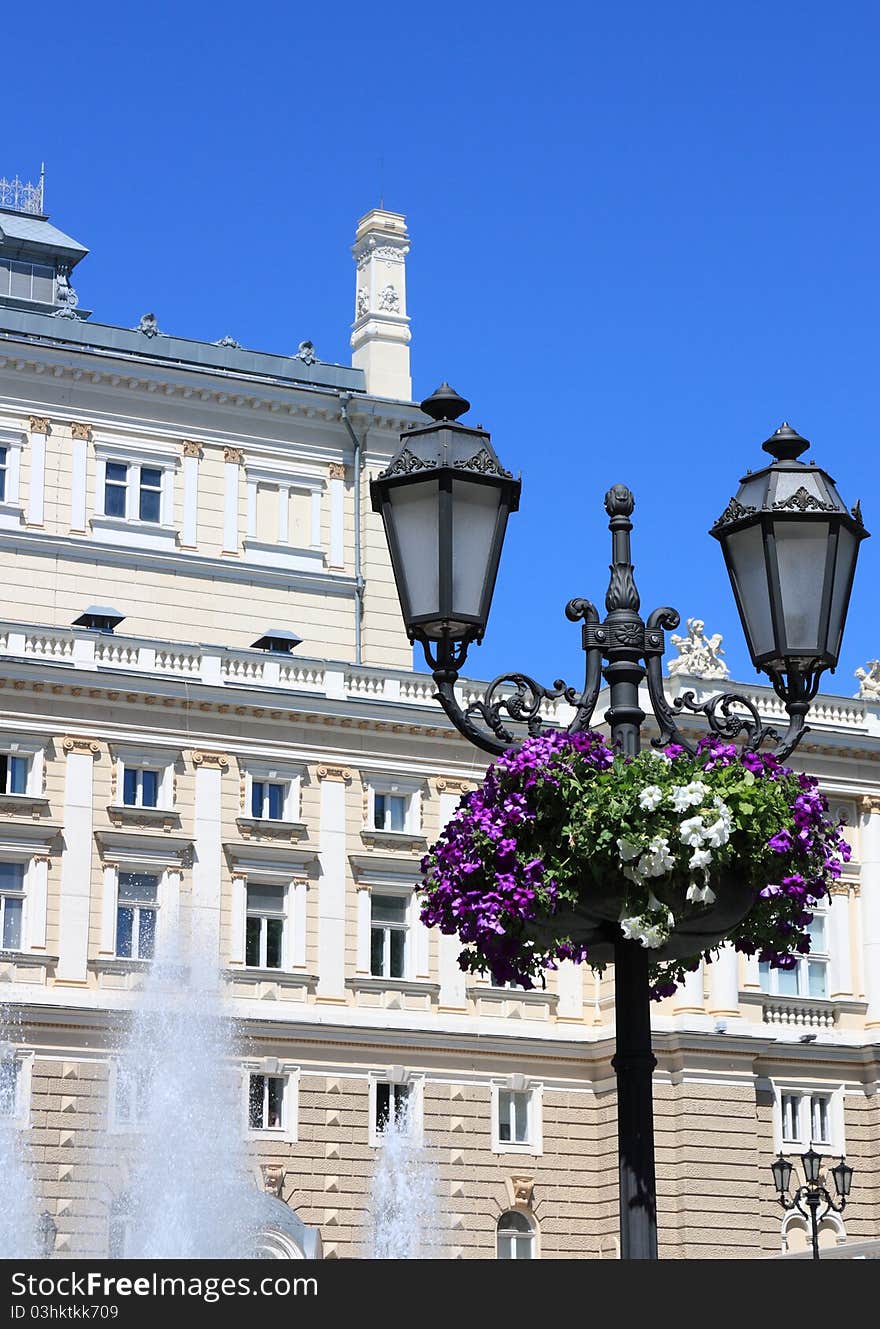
122,767,159,809
781,1093,800,1144
781,1092,832,1147
0,447,6,503
374,793,407,832
498,1090,531,1145
375,1082,410,1135
0,754,28,795
811,1094,831,1145
0,1057,18,1117
0,861,25,951
370,894,408,979
115,872,158,961
105,462,128,518
114,1064,150,1127
759,906,830,1000
245,884,285,969
251,781,286,821
138,467,163,523
248,1073,285,1130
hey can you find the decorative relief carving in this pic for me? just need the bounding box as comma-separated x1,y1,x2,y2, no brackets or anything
507,1176,535,1209
61,737,100,755
355,242,409,270
668,618,730,681
860,795,880,815
377,284,400,312
70,422,92,441
714,496,756,527
436,778,473,794
316,765,352,783
854,659,880,701
454,447,512,479
192,751,229,770
356,287,370,319
223,447,243,465
261,1163,285,1197
328,462,346,480
182,440,203,458
29,417,50,434
378,446,435,479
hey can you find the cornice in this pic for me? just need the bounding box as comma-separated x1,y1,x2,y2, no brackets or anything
0,346,419,436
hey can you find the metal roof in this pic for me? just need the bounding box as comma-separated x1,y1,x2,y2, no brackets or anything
0,210,88,259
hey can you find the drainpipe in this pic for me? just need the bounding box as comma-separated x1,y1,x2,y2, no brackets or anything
339,394,365,666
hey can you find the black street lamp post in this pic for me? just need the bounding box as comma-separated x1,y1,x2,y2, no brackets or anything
371,385,868,1259
771,1149,854,1260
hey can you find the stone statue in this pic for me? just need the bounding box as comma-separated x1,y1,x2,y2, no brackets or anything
854,660,880,700
293,340,318,365
356,287,370,319
52,266,81,320
668,618,730,680
134,312,161,338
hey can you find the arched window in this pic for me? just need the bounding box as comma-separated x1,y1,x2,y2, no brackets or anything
496,1210,536,1260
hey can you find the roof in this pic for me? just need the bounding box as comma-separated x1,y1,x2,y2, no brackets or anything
0,210,88,260
0,306,366,392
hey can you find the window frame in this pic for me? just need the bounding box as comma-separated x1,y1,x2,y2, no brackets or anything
244,881,288,971
0,860,26,952
114,870,160,962
0,739,43,800
92,440,179,545
759,900,830,1000
0,1050,33,1127
364,778,422,836
109,1060,151,1132
242,764,303,825
368,1074,423,1147
496,1210,537,1260
112,749,175,814
243,1062,299,1141
774,1083,843,1153
369,891,410,980
491,1081,543,1155
0,429,25,522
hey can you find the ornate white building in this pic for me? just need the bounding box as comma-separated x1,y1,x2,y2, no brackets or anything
0,176,878,1259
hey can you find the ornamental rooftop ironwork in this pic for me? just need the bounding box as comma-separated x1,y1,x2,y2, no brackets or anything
0,168,44,217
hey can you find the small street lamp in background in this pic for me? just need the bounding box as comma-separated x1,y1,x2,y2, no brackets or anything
771,1148,854,1260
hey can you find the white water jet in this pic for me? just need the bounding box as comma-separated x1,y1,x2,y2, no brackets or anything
0,1012,39,1258
117,930,262,1259
366,1100,444,1259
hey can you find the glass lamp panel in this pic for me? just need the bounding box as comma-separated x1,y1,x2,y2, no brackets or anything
772,520,831,653
826,525,859,664
723,523,776,661
385,480,440,627
772,470,828,506
450,477,502,620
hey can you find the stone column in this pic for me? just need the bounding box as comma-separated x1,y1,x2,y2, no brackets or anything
828,884,853,998
356,886,371,974
230,871,247,966
437,783,468,1009
69,422,91,532
223,448,242,554
191,751,227,961
673,961,705,1015
328,463,345,569
27,416,49,526
56,737,99,984
316,765,350,1001
707,944,741,1018
181,441,202,548
859,796,880,1026
291,877,308,969
27,855,50,951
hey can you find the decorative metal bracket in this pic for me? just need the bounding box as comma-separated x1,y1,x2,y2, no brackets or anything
420,484,814,762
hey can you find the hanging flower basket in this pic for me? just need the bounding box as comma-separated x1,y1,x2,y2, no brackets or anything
420,731,851,996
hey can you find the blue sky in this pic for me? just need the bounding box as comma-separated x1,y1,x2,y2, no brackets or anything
4,1,878,696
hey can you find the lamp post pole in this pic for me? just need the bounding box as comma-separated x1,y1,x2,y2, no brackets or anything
371,385,867,1260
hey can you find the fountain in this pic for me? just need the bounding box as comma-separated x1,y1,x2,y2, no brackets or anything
0,1012,39,1258
366,1097,444,1259
115,930,263,1259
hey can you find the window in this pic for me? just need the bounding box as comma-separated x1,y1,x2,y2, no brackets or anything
115,873,157,960
251,781,286,821
122,767,159,809
0,1056,18,1117
0,448,6,503
497,1211,536,1260
0,862,25,951
0,258,55,304
370,894,409,979
375,1082,410,1135
113,1064,150,1128
248,1074,285,1131
108,1198,133,1259
374,793,407,832
101,460,169,525
760,905,829,999
498,1091,531,1145
781,1092,832,1148
245,885,285,969
0,753,28,796
104,462,127,518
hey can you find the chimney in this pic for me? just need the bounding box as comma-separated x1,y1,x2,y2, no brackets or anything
350,209,411,400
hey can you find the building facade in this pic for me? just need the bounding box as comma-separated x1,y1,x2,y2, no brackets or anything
0,176,878,1259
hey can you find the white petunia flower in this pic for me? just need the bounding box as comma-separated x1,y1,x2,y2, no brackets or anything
670,781,709,812
617,837,641,862
703,818,730,848
641,835,674,878
638,785,664,811
686,881,717,905
679,815,706,847
689,847,712,871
